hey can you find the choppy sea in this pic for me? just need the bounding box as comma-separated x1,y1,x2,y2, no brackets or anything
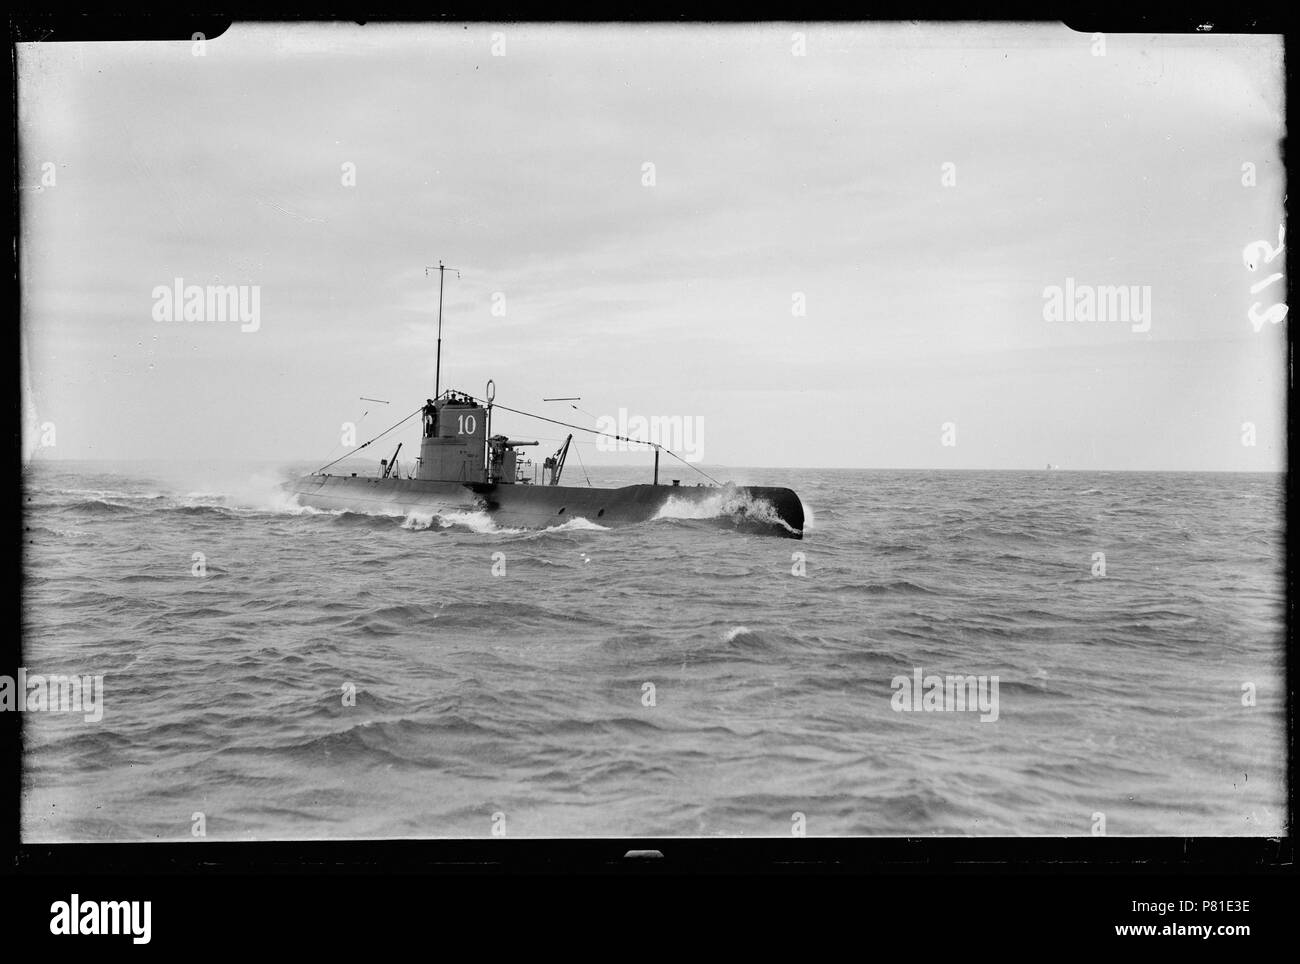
20,461,1288,839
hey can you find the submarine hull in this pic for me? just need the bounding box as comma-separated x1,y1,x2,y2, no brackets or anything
290,474,804,538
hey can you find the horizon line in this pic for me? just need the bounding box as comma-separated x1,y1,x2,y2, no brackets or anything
20,457,1287,475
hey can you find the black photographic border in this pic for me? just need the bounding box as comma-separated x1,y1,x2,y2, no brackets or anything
3,5,1292,944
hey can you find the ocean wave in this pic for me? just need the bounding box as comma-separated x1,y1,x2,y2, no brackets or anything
258,715,514,768
62,499,137,515
328,510,404,529
854,580,939,596
38,487,170,504
171,504,233,518
708,625,788,657
402,508,522,534
543,517,610,533
24,525,91,539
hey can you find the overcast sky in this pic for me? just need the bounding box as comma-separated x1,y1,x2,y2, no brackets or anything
19,23,1286,470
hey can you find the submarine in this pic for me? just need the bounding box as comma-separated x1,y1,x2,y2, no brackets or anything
290,263,805,538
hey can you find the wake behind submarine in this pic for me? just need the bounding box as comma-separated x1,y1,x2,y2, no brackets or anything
290,263,805,538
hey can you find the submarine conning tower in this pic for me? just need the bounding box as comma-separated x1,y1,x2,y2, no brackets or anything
416,390,537,484
418,392,488,483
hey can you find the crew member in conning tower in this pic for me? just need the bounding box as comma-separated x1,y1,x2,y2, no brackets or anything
422,398,436,437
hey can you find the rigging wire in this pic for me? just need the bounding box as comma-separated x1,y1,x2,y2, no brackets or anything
310,394,722,488
313,406,423,474
464,394,722,487
312,403,376,471
571,441,592,487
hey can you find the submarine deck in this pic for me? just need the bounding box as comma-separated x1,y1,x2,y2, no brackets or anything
291,474,804,538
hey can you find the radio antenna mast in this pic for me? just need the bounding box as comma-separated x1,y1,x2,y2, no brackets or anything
425,260,460,400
